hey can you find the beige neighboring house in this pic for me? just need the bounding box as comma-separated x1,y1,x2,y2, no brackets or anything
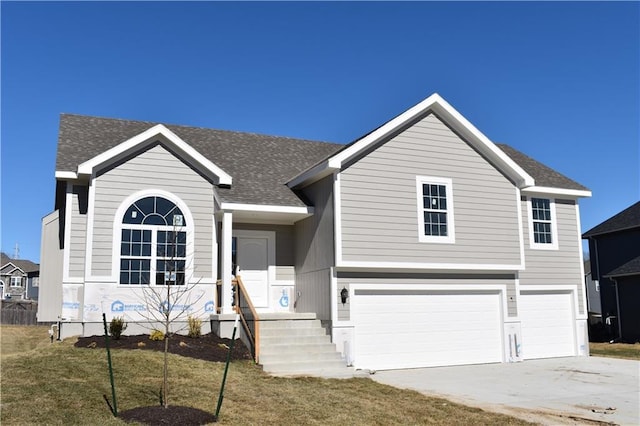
40,93,592,370
1,253,40,300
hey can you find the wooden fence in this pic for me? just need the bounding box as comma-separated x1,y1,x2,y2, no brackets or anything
1,300,38,325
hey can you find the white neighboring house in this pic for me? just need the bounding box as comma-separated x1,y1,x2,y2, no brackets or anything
39,93,591,369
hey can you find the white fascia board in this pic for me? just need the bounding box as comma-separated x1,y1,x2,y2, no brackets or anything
76,124,233,185
521,186,592,198
335,260,524,273
220,202,313,215
325,93,535,188
1,263,25,275
55,171,78,180
287,161,338,189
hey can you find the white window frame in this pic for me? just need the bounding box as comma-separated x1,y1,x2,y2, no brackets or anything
527,196,558,250
112,191,195,287
416,176,455,244
10,276,22,287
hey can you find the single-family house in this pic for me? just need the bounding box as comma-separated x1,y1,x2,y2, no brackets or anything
583,201,640,343
39,93,591,370
1,253,40,300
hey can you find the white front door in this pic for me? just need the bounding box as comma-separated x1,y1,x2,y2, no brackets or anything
234,231,275,309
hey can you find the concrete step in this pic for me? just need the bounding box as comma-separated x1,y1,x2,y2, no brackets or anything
259,351,343,365
259,319,322,330
260,342,338,356
262,359,348,374
259,326,328,338
260,334,332,346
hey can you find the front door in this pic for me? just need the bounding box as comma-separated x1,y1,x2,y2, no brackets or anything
234,232,273,308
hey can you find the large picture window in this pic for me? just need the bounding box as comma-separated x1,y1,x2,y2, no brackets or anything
416,176,455,243
119,196,187,285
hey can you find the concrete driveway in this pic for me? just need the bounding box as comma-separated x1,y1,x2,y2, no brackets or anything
371,357,639,425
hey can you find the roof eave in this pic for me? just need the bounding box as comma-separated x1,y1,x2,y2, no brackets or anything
72,124,233,185
521,186,592,199
291,93,535,188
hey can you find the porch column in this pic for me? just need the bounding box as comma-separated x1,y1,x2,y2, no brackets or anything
220,211,234,314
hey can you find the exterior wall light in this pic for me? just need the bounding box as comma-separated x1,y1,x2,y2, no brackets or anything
340,287,349,305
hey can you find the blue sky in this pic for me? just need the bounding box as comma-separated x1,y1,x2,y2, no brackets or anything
1,1,638,263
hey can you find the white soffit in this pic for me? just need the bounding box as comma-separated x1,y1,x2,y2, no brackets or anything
74,124,232,185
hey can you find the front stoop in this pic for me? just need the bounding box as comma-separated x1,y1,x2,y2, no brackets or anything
258,313,362,379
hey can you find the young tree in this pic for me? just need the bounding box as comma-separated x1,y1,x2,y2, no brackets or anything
132,224,207,408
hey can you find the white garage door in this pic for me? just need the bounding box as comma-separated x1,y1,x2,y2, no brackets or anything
520,291,576,359
353,290,503,370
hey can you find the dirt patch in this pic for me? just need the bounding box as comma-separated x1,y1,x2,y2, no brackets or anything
118,405,218,425
74,333,252,363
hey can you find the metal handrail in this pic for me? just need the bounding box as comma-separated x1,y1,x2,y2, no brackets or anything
233,276,260,362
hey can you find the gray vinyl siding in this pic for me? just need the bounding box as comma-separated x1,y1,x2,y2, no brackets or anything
91,144,215,280
519,198,585,314
37,211,64,322
69,185,87,278
339,113,521,266
337,273,516,321
294,175,335,320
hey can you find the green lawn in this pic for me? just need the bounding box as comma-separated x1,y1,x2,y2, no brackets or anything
0,325,531,425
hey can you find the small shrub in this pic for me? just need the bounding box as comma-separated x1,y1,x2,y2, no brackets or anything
109,316,127,340
187,315,202,338
149,329,165,341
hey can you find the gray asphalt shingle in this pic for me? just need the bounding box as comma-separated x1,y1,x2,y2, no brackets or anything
56,114,589,206
583,201,640,237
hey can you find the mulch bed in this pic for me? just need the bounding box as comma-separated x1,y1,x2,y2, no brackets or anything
74,333,252,362
75,333,253,425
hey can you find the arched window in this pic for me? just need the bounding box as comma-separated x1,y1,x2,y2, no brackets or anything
119,196,187,285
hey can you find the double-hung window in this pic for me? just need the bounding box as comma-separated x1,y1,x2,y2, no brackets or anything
416,176,455,243
119,196,187,285
10,276,22,287
529,197,558,249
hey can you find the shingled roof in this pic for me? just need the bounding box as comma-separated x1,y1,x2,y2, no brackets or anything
56,114,588,206
57,114,343,206
497,144,589,191
605,255,640,278
1,253,39,273
583,201,640,238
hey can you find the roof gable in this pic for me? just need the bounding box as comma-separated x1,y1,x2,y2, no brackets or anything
58,123,233,186
583,201,640,237
55,114,342,207
288,94,591,198
289,94,534,189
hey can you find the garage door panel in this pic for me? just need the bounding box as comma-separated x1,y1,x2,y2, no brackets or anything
354,291,503,370
520,292,575,360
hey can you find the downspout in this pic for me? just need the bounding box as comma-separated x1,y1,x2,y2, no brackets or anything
611,278,623,341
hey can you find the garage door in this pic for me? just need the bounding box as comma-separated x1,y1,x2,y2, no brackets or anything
520,291,576,359
353,290,503,370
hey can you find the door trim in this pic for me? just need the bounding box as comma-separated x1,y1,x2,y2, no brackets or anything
232,230,276,308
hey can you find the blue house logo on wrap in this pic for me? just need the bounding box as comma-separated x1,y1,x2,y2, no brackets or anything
279,289,289,308
204,301,215,312
111,300,145,313
111,300,125,312
159,300,193,314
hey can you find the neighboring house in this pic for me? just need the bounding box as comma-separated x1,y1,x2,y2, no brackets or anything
583,201,640,343
40,93,592,370
1,253,40,300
